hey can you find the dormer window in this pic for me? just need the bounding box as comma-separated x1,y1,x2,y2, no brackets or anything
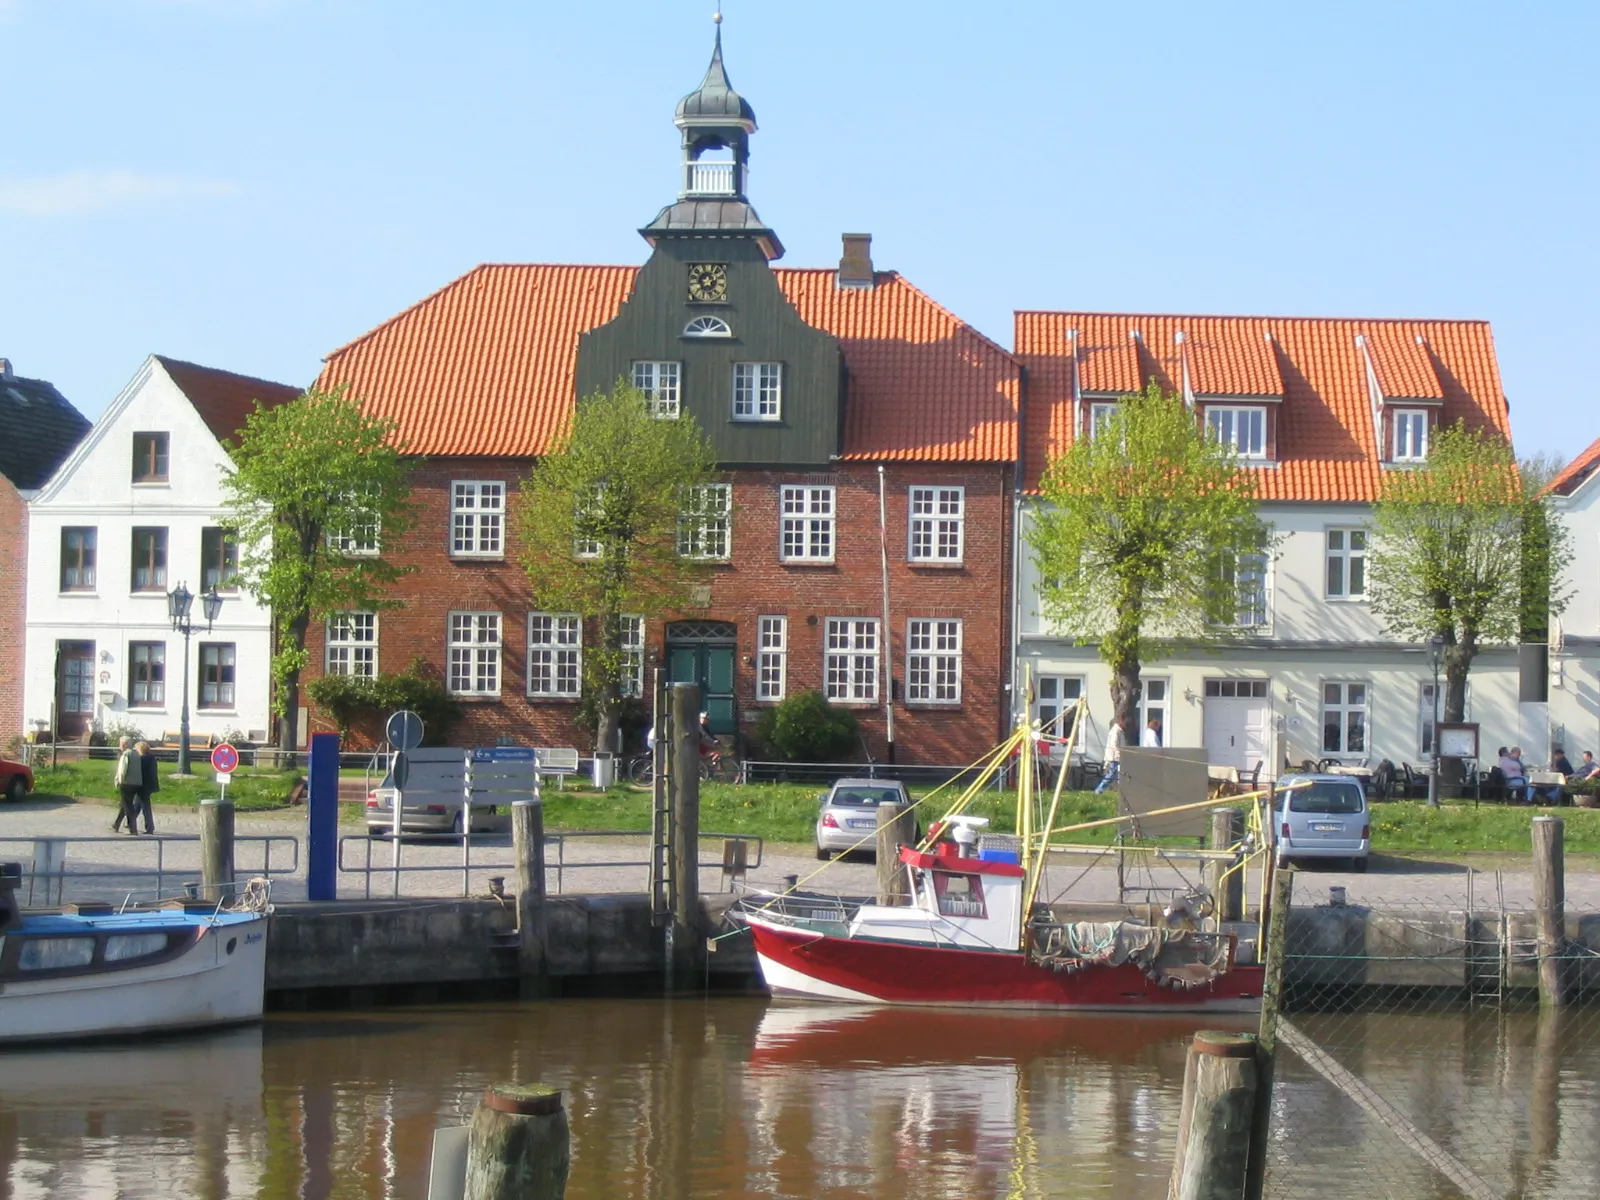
1393,409,1429,462
1088,402,1117,440
683,316,732,338
1205,407,1267,460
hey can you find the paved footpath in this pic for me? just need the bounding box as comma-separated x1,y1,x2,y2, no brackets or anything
2,798,1596,913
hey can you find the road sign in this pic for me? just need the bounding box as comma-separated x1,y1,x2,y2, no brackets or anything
474,746,535,763
211,743,239,774
386,709,425,752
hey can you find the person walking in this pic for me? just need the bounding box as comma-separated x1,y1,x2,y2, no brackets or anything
135,740,159,835
112,737,144,835
1094,719,1125,793
1142,717,1163,748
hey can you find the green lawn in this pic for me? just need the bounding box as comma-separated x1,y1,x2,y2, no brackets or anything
30,761,301,812
1369,800,1600,855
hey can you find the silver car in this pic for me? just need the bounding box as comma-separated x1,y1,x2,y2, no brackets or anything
814,778,916,860
1273,774,1370,871
364,748,512,837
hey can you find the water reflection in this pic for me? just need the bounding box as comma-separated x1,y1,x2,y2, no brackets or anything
1,1000,1594,1198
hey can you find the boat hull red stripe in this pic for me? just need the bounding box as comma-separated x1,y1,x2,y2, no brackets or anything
749,920,1263,1010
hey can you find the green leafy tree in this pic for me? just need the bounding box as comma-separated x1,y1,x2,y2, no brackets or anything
1026,383,1270,745
754,690,861,761
516,382,719,754
221,386,416,750
1368,422,1570,781
1517,451,1567,643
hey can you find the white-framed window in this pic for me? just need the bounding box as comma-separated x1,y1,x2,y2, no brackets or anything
632,361,681,419
1219,547,1270,628
1206,406,1267,459
526,613,580,698
1321,681,1368,755
620,615,644,699
824,617,879,702
1089,402,1118,440
328,490,380,555
908,486,964,563
451,481,504,557
906,618,961,704
733,362,782,421
573,485,604,560
326,612,378,678
1419,682,1439,757
683,316,731,338
1393,409,1429,462
448,612,501,696
1204,678,1269,699
1139,678,1170,742
1033,675,1087,749
780,485,835,562
678,483,732,560
757,616,787,701
1326,528,1368,599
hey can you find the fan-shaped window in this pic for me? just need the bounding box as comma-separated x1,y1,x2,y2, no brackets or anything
683,316,732,338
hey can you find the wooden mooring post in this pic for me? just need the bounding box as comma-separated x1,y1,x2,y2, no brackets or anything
463,1084,569,1200
1167,1031,1258,1200
669,683,702,982
199,798,235,905
512,799,546,990
1241,865,1292,1200
875,801,916,905
1532,815,1567,1008
1207,808,1244,922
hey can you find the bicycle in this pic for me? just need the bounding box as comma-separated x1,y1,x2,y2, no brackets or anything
626,751,656,785
627,748,737,784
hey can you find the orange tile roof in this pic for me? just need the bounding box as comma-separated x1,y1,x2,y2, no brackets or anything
156,356,301,443
317,265,1019,463
1015,311,1510,501
1549,434,1600,497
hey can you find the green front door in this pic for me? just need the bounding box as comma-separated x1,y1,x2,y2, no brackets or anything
666,623,737,734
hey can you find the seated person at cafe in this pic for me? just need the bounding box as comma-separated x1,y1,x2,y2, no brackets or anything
1575,751,1600,780
1497,747,1529,802
1541,746,1576,803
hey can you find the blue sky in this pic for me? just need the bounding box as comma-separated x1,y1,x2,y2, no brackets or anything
2,1,1593,462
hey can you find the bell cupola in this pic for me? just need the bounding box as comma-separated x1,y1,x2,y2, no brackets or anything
642,14,783,260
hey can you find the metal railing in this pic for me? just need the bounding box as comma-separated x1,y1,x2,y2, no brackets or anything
336,830,764,899
1,834,300,906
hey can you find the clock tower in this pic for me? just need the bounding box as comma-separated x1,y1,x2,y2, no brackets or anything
577,19,843,467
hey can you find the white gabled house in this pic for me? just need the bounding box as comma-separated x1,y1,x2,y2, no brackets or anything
1013,311,1526,782
23,356,300,745
1547,437,1600,759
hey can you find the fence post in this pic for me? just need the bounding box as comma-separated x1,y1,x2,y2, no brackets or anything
1168,1031,1258,1200
669,683,702,983
199,798,235,905
1207,808,1244,922
1242,865,1293,1200
1532,815,1566,1008
513,800,546,991
875,801,913,905
463,1084,569,1200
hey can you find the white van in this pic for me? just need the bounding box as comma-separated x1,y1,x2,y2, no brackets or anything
364,748,515,836
1272,773,1371,871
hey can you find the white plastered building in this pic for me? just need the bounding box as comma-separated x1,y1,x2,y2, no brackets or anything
1548,437,1600,760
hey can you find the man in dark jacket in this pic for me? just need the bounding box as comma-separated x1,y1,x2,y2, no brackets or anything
136,740,159,835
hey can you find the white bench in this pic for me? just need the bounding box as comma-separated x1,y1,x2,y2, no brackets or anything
534,747,581,788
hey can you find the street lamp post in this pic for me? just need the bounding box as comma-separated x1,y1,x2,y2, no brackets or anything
167,583,224,777
1427,634,1446,808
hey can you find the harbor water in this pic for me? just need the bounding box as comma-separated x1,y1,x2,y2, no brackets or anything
0,998,1595,1198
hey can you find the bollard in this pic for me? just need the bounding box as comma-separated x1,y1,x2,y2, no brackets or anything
875,801,913,905
199,798,235,905
1207,808,1244,922
1532,815,1567,1008
669,683,702,981
464,1084,569,1200
1167,1031,1257,1200
512,800,547,988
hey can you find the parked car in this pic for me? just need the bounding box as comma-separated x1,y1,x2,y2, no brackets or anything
0,758,32,803
815,778,918,860
1273,773,1370,871
364,748,512,836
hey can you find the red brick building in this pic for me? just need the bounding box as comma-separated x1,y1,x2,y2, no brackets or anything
306,38,1021,764
0,358,89,746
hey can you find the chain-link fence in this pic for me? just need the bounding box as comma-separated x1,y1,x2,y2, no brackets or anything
1260,865,1600,1199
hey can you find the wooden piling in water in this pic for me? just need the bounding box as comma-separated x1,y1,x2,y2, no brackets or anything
463,1084,569,1200
1167,1031,1257,1200
1242,865,1293,1200
875,801,915,905
1532,815,1567,1008
513,800,546,988
199,798,234,905
1207,808,1244,923
669,683,702,981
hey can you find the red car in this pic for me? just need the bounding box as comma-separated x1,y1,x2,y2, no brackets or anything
0,758,33,803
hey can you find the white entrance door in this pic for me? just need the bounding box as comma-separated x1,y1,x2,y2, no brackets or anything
1202,679,1271,772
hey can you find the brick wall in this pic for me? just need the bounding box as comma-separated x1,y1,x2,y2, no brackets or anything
304,458,1015,765
0,480,27,746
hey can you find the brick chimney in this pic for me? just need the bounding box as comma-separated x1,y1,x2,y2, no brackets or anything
837,233,875,290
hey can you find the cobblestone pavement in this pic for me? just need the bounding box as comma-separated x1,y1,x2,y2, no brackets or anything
3,797,1596,912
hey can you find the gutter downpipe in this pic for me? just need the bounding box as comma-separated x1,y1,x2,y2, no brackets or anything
877,463,896,764
1010,364,1029,741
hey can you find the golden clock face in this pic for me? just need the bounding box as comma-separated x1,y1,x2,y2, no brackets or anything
687,262,728,302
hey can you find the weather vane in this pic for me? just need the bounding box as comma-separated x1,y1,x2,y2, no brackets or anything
714,2,723,24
